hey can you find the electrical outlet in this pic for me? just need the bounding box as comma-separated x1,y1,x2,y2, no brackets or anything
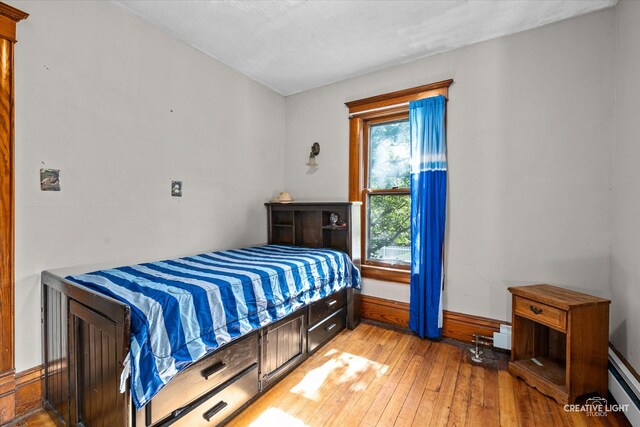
40,168,60,191
171,180,182,197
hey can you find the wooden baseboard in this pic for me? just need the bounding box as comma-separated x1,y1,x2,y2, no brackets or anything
15,365,44,418
360,294,507,343
360,294,410,328
442,310,504,344
0,365,43,424
0,369,16,423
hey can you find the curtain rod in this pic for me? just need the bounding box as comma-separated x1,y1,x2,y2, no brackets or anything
348,96,448,118
348,101,409,118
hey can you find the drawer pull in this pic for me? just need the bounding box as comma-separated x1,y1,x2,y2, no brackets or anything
529,305,544,315
202,401,228,422
326,323,337,332
326,300,338,308
201,362,227,380
171,405,189,419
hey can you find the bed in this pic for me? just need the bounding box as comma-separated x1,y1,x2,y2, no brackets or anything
42,202,361,426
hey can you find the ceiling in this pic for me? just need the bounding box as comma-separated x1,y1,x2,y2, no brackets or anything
113,0,617,96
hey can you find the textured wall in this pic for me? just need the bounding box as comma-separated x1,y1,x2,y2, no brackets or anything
10,0,634,374
284,9,615,322
611,0,640,371
13,0,285,371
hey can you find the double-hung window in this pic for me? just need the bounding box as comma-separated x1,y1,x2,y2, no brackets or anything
346,80,452,283
364,114,411,268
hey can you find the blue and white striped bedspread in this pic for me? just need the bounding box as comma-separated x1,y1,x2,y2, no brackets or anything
66,245,361,409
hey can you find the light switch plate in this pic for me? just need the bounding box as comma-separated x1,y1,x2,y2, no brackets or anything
40,168,60,191
171,180,182,197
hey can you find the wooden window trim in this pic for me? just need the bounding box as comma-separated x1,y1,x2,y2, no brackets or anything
346,79,452,284
360,264,411,284
345,79,453,116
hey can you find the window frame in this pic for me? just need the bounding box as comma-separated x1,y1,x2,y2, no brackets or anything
346,79,453,284
362,113,411,271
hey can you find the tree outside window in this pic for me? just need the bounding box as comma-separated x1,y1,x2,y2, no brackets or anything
366,118,411,266
346,79,452,283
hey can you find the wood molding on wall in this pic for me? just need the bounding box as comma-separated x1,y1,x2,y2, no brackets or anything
14,364,44,419
0,368,16,422
0,3,28,424
443,309,504,343
0,365,43,424
360,294,410,328
360,294,507,344
345,79,454,116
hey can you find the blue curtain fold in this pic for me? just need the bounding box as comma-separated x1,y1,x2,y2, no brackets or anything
409,95,447,339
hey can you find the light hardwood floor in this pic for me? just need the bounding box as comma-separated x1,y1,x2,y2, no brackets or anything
14,323,631,426
229,323,630,427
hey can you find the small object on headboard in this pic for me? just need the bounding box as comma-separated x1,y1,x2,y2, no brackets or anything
171,180,182,197
40,168,60,191
329,212,339,226
272,191,293,203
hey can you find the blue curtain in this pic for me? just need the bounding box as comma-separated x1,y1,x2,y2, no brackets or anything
409,95,447,339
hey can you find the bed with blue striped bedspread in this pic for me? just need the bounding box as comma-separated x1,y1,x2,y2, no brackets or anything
66,244,361,409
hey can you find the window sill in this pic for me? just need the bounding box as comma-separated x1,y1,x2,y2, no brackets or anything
361,264,410,284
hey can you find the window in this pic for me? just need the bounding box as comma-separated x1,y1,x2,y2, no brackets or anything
365,116,411,266
346,80,452,283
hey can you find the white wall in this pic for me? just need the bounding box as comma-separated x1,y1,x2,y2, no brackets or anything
611,0,640,371
13,1,285,371
11,0,633,373
285,10,615,321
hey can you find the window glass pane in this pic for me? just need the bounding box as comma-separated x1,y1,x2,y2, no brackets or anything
367,193,411,265
369,119,410,189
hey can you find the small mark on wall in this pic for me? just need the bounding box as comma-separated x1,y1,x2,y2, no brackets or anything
40,168,60,191
171,180,182,197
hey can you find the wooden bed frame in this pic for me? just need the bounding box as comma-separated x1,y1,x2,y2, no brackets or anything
42,202,361,427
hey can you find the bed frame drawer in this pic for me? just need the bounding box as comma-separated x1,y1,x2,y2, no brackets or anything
308,289,346,326
150,333,258,424
308,307,346,353
162,364,258,427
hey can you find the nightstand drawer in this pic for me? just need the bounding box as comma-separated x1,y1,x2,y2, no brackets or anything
514,297,567,331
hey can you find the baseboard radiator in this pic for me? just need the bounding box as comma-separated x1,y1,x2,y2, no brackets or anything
608,346,640,425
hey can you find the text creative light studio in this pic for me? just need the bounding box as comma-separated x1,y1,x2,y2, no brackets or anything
564,397,629,417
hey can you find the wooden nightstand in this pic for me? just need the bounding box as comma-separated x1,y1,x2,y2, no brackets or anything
508,284,610,404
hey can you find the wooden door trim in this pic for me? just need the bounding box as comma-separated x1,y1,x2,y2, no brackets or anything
0,3,27,425
0,3,28,42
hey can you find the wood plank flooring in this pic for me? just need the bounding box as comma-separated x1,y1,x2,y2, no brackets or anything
229,323,631,427
13,322,632,426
